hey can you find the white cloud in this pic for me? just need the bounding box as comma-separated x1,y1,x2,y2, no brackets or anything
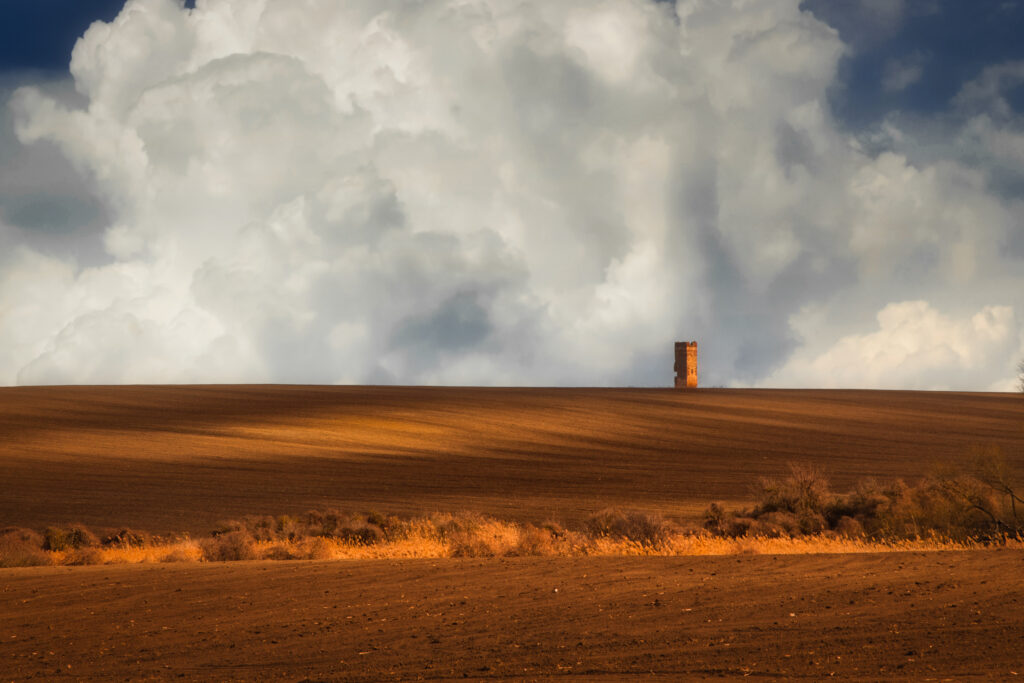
948,62,1024,188
845,152,1011,284
764,301,1021,391
953,61,1024,120
800,0,908,48
881,52,926,92
0,0,1022,389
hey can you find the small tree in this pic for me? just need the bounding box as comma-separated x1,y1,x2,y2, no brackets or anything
974,448,1024,534
1018,358,1024,392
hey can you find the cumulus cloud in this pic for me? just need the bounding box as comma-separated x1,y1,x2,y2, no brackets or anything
1,0,1022,389
766,301,1022,391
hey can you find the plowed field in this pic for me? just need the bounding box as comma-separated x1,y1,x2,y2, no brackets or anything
2,386,1022,532
2,385,1023,679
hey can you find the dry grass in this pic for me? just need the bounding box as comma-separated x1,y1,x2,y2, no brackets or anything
0,528,50,567
48,539,204,565
5,514,1020,568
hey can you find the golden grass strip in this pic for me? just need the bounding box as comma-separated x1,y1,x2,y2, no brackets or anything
21,531,1021,568
7,509,1023,569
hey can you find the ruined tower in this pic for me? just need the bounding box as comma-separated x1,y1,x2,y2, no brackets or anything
674,341,697,388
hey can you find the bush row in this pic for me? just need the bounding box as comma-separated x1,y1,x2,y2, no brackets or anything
203,507,679,559
0,525,156,567
0,507,681,567
3,456,1019,567
704,461,1024,542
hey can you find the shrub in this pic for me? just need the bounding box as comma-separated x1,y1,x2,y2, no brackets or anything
723,516,756,538
366,512,409,541
102,529,149,547
750,511,799,537
441,514,497,557
301,509,325,529
584,508,677,548
584,508,627,537
43,524,99,551
433,512,484,539
917,473,1011,542
0,528,49,567
743,518,785,538
316,509,348,538
826,478,893,528
795,511,826,534
708,457,1024,544
702,502,728,536
0,527,43,547
431,513,520,557
755,463,832,516
245,515,278,542
211,519,245,537
969,447,1024,538
67,525,99,548
200,531,257,561
275,515,300,541
334,522,384,545
508,524,556,556
834,516,865,539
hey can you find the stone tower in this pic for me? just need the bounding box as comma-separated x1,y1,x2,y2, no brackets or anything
674,341,698,388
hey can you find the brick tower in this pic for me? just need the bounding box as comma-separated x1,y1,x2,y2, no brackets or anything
674,341,697,388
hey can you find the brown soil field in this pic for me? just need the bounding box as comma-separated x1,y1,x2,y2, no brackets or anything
2,385,1023,532
3,553,1024,680
2,385,1024,679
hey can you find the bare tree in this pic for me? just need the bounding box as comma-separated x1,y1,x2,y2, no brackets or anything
1018,358,1024,393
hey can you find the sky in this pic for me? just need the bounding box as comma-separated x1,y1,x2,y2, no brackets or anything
0,0,1022,390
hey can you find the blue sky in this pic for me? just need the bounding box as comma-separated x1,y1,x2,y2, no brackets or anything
0,1,122,72
0,0,1022,389
806,0,1024,127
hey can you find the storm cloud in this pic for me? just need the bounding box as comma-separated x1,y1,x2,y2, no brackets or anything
1,0,1022,389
